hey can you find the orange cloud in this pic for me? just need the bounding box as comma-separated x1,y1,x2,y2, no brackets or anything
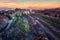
0,2,60,8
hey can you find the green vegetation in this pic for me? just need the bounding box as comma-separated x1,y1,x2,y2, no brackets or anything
23,17,29,36
10,12,29,39
42,16,60,25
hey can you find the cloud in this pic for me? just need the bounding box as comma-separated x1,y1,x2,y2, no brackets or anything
0,0,60,8
0,0,60,4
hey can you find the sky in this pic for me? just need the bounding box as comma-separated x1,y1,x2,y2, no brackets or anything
0,0,60,8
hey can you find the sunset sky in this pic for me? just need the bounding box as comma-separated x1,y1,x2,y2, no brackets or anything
0,0,60,8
